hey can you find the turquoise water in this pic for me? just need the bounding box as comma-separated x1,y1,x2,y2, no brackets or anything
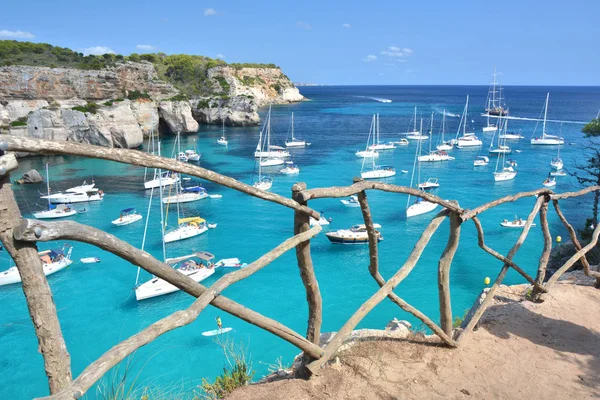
2,85,599,399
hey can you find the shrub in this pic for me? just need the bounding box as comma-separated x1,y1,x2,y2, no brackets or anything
166,93,188,101
215,76,230,93
114,98,125,102
11,117,27,127
272,84,281,93
196,99,210,109
72,102,99,114
127,90,151,101
103,100,114,107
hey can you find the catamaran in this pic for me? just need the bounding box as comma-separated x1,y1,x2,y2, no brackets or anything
254,106,290,158
33,163,77,219
217,121,228,146
406,134,438,218
368,114,395,150
531,93,564,145
455,96,482,148
436,111,453,151
356,115,380,158
111,208,143,226
418,113,455,162
285,113,310,147
360,115,396,179
0,245,73,286
406,107,428,140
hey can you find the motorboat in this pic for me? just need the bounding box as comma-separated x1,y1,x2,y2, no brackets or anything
217,121,228,146
135,251,216,301
285,113,310,148
164,217,208,243
162,186,209,204
280,161,300,175
550,170,567,177
144,171,180,190
531,93,564,145
500,218,536,228
215,258,247,268
543,177,556,188
80,257,101,264
418,178,440,190
493,166,517,182
208,223,217,229
0,245,73,286
356,149,379,158
361,165,396,180
111,208,143,226
394,138,410,146
260,158,285,167
474,156,489,166
41,185,104,204
325,224,383,244
340,195,360,207
177,152,188,162
406,197,438,218
185,149,201,161
310,213,332,226
253,176,273,191
418,150,455,162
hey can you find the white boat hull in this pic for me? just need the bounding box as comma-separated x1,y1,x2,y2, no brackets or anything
418,154,455,162
310,217,331,226
111,214,143,226
254,150,290,158
0,258,72,286
253,179,273,191
501,221,537,228
280,167,300,175
33,208,77,219
340,196,360,207
164,225,208,243
361,169,396,179
162,192,209,204
144,176,180,190
482,126,498,133
136,267,215,300
261,158,285,167
355,150,379,158
531,138,564,145
499,134,523,140
494,171,517,181
368,144,396,150
217,138,228,146
406,201,438,218
42,193,104,204
285,140,308,148
457,138,483,147
436,144,453,151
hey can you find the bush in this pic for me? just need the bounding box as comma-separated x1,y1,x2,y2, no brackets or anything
11,117,27,127
199,361,253,399
215,76,230,93
196,99,211,109
272,84,281,93
103,100,114,106
114,98,125,102
166,93,188,101
126,90,151,101
72,102,99,114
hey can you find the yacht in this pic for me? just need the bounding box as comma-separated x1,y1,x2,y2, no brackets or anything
326,224,383,244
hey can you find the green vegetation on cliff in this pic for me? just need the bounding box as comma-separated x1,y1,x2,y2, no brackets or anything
0,40,282,97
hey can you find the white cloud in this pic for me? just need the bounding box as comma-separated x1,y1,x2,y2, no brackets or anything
363,55,377,62
342,23,351,28
0,29,34,39
216,53,225,59
136,44,156,51
204,8,217,16
388,46,401,52
403,48,413,55
82,46,115,56
380,46,414,58
297,21,312,30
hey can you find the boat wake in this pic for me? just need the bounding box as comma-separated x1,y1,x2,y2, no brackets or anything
482,114,586,125
356,96,392,103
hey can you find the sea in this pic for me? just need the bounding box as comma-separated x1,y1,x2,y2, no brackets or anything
1,85,599,399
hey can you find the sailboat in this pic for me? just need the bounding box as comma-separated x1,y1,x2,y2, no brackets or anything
436,111,453,151
258,110,286,167
484,67,508,117
361,115,396,179
254,106,290,158
543,176,557,188
406,107,429,140
33,163,77,219
455,96,483,148
418,113,455,162
253,123,273,191
356,115,380,158
144,132,180,189
493,118,517,182
0,245,73,286
285,113,310,147
550,125,564,170
488,119,512,155
217,121,228,146
406,134,438,218
531,93,564,145
368,114,395,150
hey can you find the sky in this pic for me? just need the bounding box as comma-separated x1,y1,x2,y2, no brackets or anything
1,0,599,86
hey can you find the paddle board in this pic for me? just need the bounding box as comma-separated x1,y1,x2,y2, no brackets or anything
202,327,232,337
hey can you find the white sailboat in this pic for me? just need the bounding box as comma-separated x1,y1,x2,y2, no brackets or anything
493,120,517,182
360,115,396,179
436,111,453,151
406,135,438,218
531,93,564,145
254,106,290,158
419,113,455,162
455,96,483,148
368,114,395,150
550,126,564,170
217,121,228,146
488,118,512,155
0,245,73,286
406,107,429,140
253,131,273,191
33,163,78,219
482,68,502,132
356,115,380,158
285,113,310,147
162,186,209,204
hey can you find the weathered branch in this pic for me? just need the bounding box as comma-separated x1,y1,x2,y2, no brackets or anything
551,200,600,281
438,210,461,336
296,180,462,213
471,217,547,293
0,135,320,220
39,226,322,400
13,219,324,359
307,210,450,374
0,177,72,392
531,198,553,300
460,189,550,222
458,195,544,342
357,188,457,347
549,185,600,200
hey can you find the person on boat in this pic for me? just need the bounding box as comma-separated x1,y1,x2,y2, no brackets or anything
503,219,508,224
216,316,222,331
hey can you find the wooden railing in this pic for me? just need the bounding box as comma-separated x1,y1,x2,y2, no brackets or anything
1,135,599,399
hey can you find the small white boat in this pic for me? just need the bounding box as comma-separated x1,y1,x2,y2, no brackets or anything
254,149,290,158
456,133,483,147
34,204,77,219
111,208,143,226
406,198,438,218
474,156,489,166
285,113,310,148
208,223,217,229
418,178,440,190
310,213,332,226
41,185,104,204
136,251,216,301
482,125,498,133
164,217,208,243
280,162,300,175
543,177,556,188
261,158,285,167
144,171,180,190
418,150,455,162
394,138,410,146
215,258,246,268
500,218,537,228
217,121,228,146
162,186,209,204
494,166,517,182
401,170,409,174
185,149,201,161
361,165,396,180
436,142,453,151
253,176,273,191
80,257,101,264
406,107,428,140
0,245,73,286
209,194,223,199
368,143,396,151
177,152,188,162
325,224,382,244
551,144,563,170
489,145,512,155
531,93,564,145
340,195,360,207
499,132,524,140
550,170,567,177
355,149,380,158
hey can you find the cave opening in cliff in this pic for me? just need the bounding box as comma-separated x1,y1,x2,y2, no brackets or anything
158,116,172,136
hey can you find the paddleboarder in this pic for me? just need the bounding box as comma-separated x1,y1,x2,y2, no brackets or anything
216,316,222,331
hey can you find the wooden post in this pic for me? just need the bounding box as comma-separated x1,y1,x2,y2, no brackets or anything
0,174,72,393
531,197,552,301
438,210,461,336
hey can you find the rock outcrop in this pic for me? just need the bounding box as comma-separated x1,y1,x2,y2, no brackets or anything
190,96,260,126
20,169,44,184
158,101,199,133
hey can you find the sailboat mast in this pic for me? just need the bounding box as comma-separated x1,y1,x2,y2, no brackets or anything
413,107,417,132
407,128,420,209
45,163,50,208
491,67,497,108
441,111,446,143
464,95,469,135
543,92,549,135
429,112,434,153
175,133,181,222
157,142,167,263
291,112,295,141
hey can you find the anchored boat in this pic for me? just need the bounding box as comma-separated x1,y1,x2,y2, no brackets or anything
326,224,383,244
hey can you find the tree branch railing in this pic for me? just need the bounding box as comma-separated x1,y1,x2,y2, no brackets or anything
1,137,599,398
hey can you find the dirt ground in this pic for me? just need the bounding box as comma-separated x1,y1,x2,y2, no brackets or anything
227,276,600,400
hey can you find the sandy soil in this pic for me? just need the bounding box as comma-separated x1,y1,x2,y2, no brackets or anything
227,277,600,400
